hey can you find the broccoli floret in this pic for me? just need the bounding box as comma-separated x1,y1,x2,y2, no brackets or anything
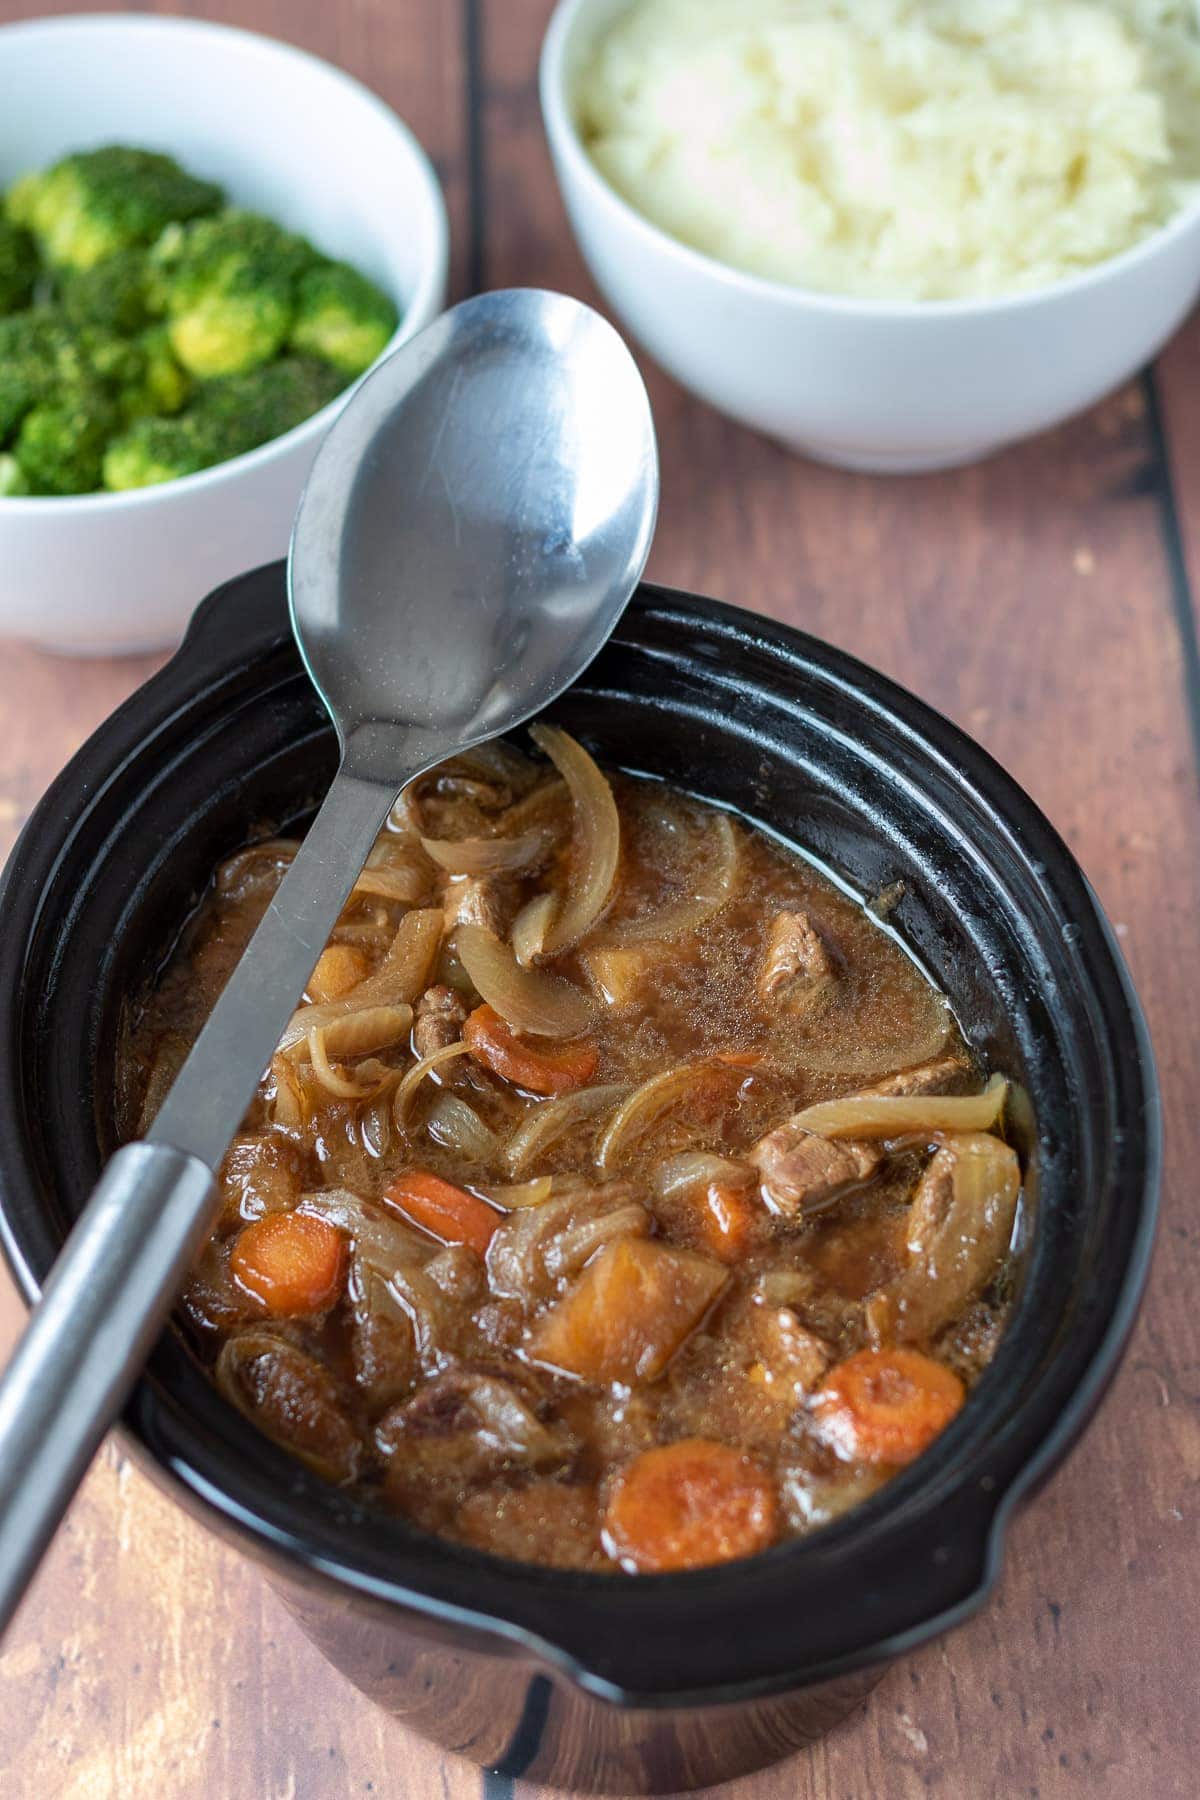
0,451,29,496
122,326,190,419
58,247,154,334
0,309,84,442
104,355,341,490
156,210,321,378
102,414,208,490
0,219,39,314
189,354,343,454
14,390,118,495
289,261,398,376
5,146,223,272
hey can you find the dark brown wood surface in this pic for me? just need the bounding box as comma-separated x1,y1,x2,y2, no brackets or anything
2,4,1199,1795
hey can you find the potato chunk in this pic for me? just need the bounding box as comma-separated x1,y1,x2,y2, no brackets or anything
530,1238,727,1385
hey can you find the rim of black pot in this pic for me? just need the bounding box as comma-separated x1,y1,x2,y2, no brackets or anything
0,566,1159,1708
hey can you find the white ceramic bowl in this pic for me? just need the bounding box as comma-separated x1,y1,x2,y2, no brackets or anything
541,0,1200,473
0,14,448,654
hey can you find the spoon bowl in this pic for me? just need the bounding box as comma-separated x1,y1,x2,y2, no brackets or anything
292,289,658,760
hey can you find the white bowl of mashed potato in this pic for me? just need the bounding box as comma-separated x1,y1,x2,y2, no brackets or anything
541,0,1200,470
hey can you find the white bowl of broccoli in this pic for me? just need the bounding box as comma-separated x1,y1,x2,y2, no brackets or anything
0,14,448,654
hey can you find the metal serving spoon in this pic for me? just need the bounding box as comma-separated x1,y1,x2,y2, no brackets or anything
0,289,658,1632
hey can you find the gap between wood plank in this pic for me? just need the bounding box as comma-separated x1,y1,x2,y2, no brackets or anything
1141,367,1200,780
464,0,488,296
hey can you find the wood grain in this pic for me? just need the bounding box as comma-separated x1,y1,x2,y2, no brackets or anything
3,2,1200,1796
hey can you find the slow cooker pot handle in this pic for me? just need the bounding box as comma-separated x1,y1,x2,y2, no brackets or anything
0,1141,214,1635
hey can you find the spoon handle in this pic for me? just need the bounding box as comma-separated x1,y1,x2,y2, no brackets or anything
0,760,397,1636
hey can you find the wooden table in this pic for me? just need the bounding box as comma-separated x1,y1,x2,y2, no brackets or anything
2,3,1199,1795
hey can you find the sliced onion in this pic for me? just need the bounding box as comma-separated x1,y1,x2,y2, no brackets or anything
280,913,442,1054
602,813,740,944
393,1038,470,1128
483,1175,556,1210
421,828,555,878
792,1074,1008,1140
348,862,432,905
456,922,591,1039
595,1059,744,1173
654,1150,757,1199
425,1092,499,1160
529,724,620,954
309,1005,413,1061
503,1082,631,1174
511,893,557,968
308,1030,398,1100
269,1052,306,1133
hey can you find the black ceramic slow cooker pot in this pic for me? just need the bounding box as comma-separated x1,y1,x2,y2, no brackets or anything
0,567,1159,1793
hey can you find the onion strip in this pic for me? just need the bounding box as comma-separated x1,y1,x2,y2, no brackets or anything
280,910,443,1051
792,1074,1008,1141
425,1092,499,1160
456,923,592,1039
654,1150,757,1199
595,1059,745,1173
307,1033,397,1100
421,828,555,878
601,813,740,944
503,1082,632,1174
483,1176,555,1210
392,1039,470,1128
529,724,620,954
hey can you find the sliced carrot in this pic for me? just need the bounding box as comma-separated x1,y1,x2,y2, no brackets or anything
230,1212,346,1316
384,1168,500,1256
306,942,371,1003
698,1182,757,1264
813,1347,965,1467
603,1439,778,1573
463,1003,599,1095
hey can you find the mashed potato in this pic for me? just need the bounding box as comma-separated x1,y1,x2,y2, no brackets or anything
577,0,1200,299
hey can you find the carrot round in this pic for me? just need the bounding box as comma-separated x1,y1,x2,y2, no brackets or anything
814,1348,965,1467
603,1439,778,1573
463,1003,599,1095
230,1211,346,1316
384,1168,500,1256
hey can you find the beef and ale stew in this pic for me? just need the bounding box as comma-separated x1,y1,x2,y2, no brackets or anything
122,729,1022,1573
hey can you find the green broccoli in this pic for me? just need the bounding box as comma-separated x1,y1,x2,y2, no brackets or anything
0,309,83,442
58,247,154,334
289,261,398,376
155,210,321,378
124,326,190,419
5,145,222,272
15,390,118,495
189,354,343,452
104,355,341,490
102,414,209,490
0,219,39,314
0,451,30,496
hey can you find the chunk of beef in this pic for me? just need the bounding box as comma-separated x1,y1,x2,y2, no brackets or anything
750,1120,881,1216
412,983,469,1059
866,1132,1020,1345
216,1330,362,1484
861,1053,973,1099
758,910,836,1013
443,877,519,936
662,1293,832,1452
375,1362,574,1486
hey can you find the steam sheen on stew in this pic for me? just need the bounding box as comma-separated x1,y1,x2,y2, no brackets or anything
121,731,1022,1574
